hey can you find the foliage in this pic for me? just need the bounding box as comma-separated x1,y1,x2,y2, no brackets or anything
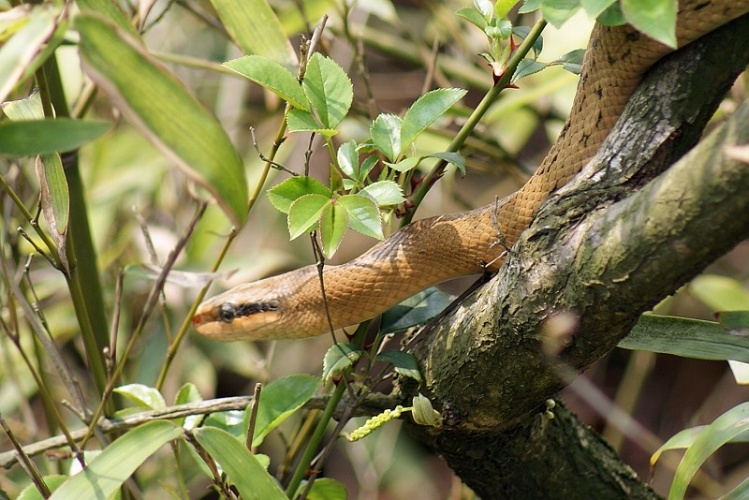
0,0,747,498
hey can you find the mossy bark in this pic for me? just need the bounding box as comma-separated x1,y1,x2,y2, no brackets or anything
400,14,749,498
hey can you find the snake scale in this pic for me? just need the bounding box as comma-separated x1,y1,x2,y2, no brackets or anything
194,1,749,340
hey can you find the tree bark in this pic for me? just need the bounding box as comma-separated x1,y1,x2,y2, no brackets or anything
401,14,749,498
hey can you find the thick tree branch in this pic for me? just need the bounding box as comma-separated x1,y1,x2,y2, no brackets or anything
403,14,749,498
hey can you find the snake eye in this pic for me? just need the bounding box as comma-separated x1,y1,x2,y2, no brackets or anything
218,303,236,323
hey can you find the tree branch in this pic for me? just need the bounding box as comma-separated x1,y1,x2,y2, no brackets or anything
403,13,749,498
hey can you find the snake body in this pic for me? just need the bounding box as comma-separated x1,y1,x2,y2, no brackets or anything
194,1,749,341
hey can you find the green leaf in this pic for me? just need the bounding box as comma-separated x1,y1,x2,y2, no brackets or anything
550,49,585,74
519,0,542,13
322,343,364,381
651,426,708,469
113,383,166,409
384,156,421,173
2,91,44,120
174,382,204,430
689,274,749,311
428,152,466,174
267,176,332,214
716,311,749,334
596,2,626,25
669,403,749,499
380,287,453,333
304,477,348,500
209,0,297,69
620,315,749,363
76,14,248,226
621,0,677,48
224,55,309,110
17,475,67,499
337,140,359,179
580,0,616,17
251,374,321,447
370,113,402,162
512,25,544,55
0,4,61,103
76,0,138,36
376,350,423,383
400,88,466,153
496,0,520,18
456,7,488,30
540,0,581,28
337,194,383,240
193,427,286,500
287,194,331,239
287,108,339,137
320,200,349,257
0,119,112,156
358,156,379,182
512,59,546,82
36,153,69,237
303,53,353,129
725,476,749,500
359,180,405,207
50,421,183,500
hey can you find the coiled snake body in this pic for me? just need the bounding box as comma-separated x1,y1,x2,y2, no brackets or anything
194,1,749,341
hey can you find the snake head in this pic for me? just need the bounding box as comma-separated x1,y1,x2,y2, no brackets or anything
192,282,283,341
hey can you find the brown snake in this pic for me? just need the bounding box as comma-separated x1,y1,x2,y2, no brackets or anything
194,1,749,341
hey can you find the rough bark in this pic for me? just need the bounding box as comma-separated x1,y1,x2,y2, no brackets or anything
401,14,749,498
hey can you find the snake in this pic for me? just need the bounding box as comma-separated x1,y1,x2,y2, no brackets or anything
193,1,749,341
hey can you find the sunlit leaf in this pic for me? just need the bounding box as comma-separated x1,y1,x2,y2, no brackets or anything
50,421,183,500
267,176,332,214
337,140,359,178
456,7,487,30
287,193,330,239
540,0,581,27
320,200,349,257
621,0,676,48
337,194,383,240
304,477,348,500
580,0,616,17
689,274,749,311
193,427,286,500
359,180,405,207
370,113,402,162
76,0,137,35
302,53,353,128
322,343,364,381
0,4,61,103
400,88,466,152
224,55,309,110
35,153,68,236
76,14,248,226
250,375,321,447
287,108,338,137
209,0,297,68
669,403,749,499
114,383,166,409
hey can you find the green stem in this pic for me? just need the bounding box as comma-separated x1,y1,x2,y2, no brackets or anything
40,56,112,400
402,17,548,225
284,380,346,498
